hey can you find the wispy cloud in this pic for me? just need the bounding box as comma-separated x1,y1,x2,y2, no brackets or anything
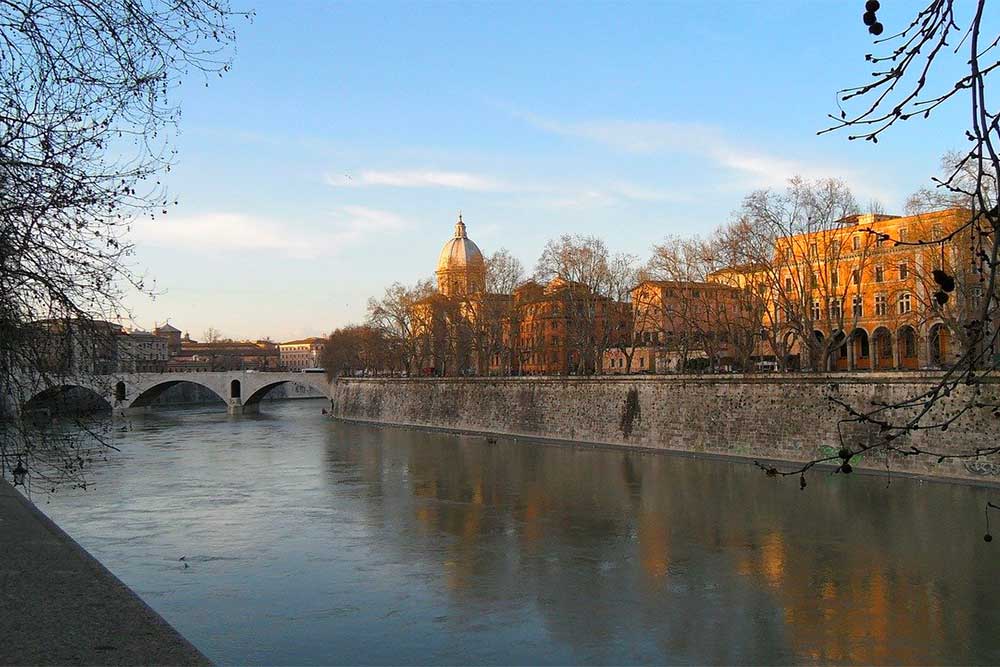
132,206,408,259
325,161,685,210
325,169,510,191
516,112,862,191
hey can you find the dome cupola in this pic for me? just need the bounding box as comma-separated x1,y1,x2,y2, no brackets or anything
436,213,486,297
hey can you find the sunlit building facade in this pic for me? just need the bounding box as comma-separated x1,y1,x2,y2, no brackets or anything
770,208,979,370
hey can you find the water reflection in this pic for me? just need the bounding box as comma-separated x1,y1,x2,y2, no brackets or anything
34,400,1000,665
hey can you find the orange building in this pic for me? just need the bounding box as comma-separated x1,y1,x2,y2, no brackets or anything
411,215,513,376
768,208,978,371
513,277,631,375
605,279,745,373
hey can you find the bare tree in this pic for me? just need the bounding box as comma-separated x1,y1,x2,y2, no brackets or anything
761,4,1000,513
322,325,394,379
905,151,998,216
477,249,524,375
486,248,524,295
535,235,629,374
645,235,719,371
1,1,247,488
727,178,863,372
366,280,435,374
202,328,223,344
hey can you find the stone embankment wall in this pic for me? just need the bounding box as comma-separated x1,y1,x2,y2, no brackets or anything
329,374,1000,485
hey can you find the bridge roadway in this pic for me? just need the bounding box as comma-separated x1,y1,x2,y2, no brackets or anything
17,370,333,416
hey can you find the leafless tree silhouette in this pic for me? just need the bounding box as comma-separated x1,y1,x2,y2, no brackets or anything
1,1,248,489
760,3,1000,533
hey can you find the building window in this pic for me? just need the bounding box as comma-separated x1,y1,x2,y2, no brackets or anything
899,227,908,242
852,269,860,286
972,286,984,307
831,270,839,288
875,293,887,316
811,300,821,321
874,265,884,283
829,298,842,320
898,292,911,314
810,272,818,289
898,262,909,280
852,295,863,318
809,243,818,259
784,276,793,292
852,236,860,251
640,356,645,368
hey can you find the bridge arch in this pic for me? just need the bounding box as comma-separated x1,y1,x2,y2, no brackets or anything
23,384,113,416
128,379,228,409
242,378,327,409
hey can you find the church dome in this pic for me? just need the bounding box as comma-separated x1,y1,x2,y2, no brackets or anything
436,214,484,273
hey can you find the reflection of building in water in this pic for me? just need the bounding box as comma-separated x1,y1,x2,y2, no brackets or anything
320,422,984,664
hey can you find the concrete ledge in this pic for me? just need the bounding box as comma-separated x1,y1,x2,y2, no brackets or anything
0,479,210,666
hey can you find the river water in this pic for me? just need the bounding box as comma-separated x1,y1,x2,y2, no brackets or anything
28,398,1000,665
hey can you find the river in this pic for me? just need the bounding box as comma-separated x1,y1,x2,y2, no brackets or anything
28,398,1000,665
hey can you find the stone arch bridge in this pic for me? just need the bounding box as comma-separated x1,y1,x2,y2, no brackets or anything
15,371,333,417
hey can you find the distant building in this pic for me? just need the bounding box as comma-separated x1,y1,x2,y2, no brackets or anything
512,277,630,375
32,318,124,375
604,279,743,374
166,356,212,373
154,322,182,356
179,339,280,371
279,337,326,371
117,329,169,373
410,215,515,376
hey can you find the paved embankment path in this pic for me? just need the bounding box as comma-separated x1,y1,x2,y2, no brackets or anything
0,479,210,666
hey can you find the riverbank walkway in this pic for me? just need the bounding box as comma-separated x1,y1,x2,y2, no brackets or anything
0,479,210,666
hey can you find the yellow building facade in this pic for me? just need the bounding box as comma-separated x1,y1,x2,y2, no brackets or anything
769,208,979,370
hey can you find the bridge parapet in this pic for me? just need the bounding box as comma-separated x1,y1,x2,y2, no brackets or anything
13,370,332,417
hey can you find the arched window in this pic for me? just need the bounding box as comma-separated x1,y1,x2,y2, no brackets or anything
230,379,241,399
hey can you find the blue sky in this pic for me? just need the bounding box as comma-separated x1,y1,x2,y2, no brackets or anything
126,1,970,341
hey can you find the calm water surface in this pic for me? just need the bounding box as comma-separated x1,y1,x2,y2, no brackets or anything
29,398,1000,665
